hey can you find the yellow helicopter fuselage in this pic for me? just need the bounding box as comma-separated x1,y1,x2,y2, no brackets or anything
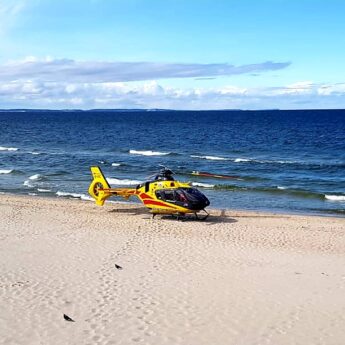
88,166,210,216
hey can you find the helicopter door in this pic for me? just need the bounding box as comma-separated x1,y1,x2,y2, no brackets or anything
155,190,175,203
155,189,189,207
163,190,175,202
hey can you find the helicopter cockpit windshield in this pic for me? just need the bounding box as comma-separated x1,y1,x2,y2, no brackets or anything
156,187,210,210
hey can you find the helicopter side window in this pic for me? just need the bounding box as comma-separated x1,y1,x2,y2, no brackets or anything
156,189,181,203
175,189,187,202
155,190,176,202
163,190,175,202
156,190,163,200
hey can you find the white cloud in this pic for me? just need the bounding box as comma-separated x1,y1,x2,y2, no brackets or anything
65,84,77,94
0,56,343,109
285,81,314,94
1,79,345,110
0,1,27,34
218,86,247,95
141,81,164,95
317,83,345,96
269,81,314,96
0,56,295,109
0,57,290,83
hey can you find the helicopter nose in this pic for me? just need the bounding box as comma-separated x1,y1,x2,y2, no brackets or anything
190,197,210,210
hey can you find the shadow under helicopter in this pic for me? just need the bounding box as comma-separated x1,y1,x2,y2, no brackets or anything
108,207,238,224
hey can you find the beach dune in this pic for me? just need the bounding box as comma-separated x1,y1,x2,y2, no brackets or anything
0,195,344,345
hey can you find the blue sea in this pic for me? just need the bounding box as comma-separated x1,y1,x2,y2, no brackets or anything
0,109,344,216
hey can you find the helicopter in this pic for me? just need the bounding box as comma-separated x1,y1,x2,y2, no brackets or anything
88,166,210,219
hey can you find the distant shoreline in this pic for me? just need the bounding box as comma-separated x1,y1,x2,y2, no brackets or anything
1,108,345,112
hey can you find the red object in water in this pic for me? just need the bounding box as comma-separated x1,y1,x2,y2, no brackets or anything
191,171,240,179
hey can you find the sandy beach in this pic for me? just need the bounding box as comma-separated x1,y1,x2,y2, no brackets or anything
0,194,344,345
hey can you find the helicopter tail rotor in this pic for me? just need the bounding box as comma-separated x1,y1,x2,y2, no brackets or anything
88,166,112,206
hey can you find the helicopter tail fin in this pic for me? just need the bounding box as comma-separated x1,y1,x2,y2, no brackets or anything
88,166,112,206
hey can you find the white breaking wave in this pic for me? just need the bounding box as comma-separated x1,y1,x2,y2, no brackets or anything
23,180,33,187
107,178,142,186
325,195,345,201
56,191,93,201
233,158,297,164
234,158,251,163
191,155,298,164
277,186,287,190
56,191,81,198
129,149,170,156
24,174,45,188
192,182,215,188
111,163,122,167
37,188,52,193
0,169,13,174
0,146,18,151
79,194,94,201
29,174,44,180
29,151,42,155
191,155,228,161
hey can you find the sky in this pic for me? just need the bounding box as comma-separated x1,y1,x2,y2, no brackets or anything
1,0,345,110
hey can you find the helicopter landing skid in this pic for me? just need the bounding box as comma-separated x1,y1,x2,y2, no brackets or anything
194,209,209,221
151,209,209,221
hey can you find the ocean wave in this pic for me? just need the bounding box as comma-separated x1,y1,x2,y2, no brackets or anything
29,174,45,181
37,188,52,193
23,174,46,188
310,208,345,216
232,158,345,168
129,149,170,156
233,157,297,164
107,177,142,186
0,146,18,151
56,191,93,201
234,158,251,163
191,154,341,167
192,182,215,188
325,195,345,202
28,151,42,155
97,160,124,166
48,170,70,176
191,155,228,161
23,180,34,187
214,184,245,191
211,184,330,201
0,169,14,174
258,187,324,199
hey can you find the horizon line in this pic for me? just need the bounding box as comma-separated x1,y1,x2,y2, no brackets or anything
1,108,345,112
